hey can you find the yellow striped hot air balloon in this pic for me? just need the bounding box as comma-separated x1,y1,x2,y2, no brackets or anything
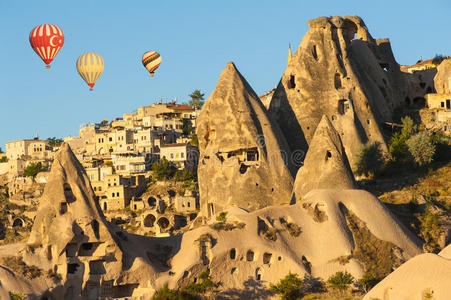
142,51,161,77
76,52,104,91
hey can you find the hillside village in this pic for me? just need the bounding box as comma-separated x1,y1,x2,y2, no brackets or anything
0,15,450,300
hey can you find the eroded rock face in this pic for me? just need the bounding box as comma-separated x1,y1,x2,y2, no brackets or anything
364,247,451,300
434,59,451,94
269,16,410,166
292,116,355,201
197,62,295,217
24,144,158,299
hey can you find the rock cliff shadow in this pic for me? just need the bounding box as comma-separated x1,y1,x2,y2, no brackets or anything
216,277,273,300
269,81,308,161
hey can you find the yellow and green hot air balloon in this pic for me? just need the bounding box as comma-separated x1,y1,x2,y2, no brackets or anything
76,52,104,91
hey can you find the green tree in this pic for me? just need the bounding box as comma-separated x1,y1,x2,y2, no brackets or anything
270,272,303,300
181,269,218,298
353,141,384,178
0,156,7,163
152,157,177,180
151,286,179,300
357,274,380,293
400,116,416,137
0,147,3,153
432,54,447,65
406,132,436,166
23,162,43,177
188,90,205,109
181,119,193,136
327,271,354,293
389,132,409,163
47,137,63,147
190,135,199,147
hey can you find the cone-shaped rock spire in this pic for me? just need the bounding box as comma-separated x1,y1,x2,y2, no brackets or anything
292,115,355,200
197,62,295,217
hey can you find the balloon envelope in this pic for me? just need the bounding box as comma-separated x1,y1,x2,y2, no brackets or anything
142,51,161,77
29,24,64,68
76,53,104,91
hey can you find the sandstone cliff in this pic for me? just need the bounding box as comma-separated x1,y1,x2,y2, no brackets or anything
197,62,295,217
364,244,451,300
22,144,159,299
292,115,355,200
269,16,411,166
434,59,451,94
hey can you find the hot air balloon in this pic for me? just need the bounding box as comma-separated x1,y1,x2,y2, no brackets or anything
29,24,65,68
142,51,161,77
76,52,104,91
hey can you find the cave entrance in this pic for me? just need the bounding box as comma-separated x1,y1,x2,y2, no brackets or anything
287,75,296,89
380,63,390,72
157,217,170,229
334,73,342,89
143,214,156,227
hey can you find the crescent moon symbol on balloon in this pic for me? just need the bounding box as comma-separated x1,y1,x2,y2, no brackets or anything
49,35,59,47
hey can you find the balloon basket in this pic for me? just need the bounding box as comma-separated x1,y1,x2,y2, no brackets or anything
150,73,154,77
45,65,51,69
89,88,94,91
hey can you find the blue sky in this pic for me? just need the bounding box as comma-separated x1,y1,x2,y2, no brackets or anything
0,0,450,149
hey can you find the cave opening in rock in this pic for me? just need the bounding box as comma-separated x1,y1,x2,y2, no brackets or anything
157,217,170,229
60,202,67,214
379,63,390,72
312,45,318,60
288,75,296,89
230,248,236,260
144,214,156,227
67,263,79,274
334,73,342,89
246,250,255,261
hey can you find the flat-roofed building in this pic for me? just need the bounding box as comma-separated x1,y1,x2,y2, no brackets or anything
5,139,51,160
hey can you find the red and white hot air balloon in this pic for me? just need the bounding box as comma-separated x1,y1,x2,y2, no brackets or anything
29,24,64,69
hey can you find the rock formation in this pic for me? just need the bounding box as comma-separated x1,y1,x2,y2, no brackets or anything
292,115,355,201
21,144,159,299
269,16,412,166
364,244,451,300
434,58,451,94
197,62,296,217
165,189,421,296
0,145,424,299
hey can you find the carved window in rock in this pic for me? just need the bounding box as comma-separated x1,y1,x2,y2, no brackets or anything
312,45,318,60
63,183,76,203
325,151,332,161
255,267,262,281
246,250,254,262
263,252,272,264
287,75,296,89
230,248,236,260
78,242,100,256
379,63,390,72
209,203,215,216
157,217,170,229
59,202,67,214
338,100,351,115
144,214,156,227
246,149,259,162
334,73,342,89
67,263,79,274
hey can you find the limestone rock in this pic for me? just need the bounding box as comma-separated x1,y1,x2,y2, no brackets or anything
434,59,451,94
269,16,411,166
292,115,355,200
197,62,295,217
364,248,451,300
